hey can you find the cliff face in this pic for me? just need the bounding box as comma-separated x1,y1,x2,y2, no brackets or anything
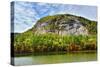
33,14,96,35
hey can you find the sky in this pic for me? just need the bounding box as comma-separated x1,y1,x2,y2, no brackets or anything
11,1,97,33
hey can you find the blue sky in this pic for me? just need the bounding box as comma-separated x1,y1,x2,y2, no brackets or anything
11,1,97,33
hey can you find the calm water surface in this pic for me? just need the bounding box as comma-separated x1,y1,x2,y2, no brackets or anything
14,52,97,66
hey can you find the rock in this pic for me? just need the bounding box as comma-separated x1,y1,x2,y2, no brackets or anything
33,14,96,35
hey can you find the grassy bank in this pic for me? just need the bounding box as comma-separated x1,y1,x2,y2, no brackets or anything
13,32,97,55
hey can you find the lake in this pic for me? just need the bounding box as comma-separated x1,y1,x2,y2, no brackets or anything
13,52,97,66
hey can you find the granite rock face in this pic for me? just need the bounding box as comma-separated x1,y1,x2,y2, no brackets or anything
33,14,96,35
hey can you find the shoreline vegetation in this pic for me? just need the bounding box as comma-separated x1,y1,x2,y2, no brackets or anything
15,50,97,57
13,33,97,56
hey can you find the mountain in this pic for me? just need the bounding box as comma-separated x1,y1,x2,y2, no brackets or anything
31,14,97,35
13,14,97,54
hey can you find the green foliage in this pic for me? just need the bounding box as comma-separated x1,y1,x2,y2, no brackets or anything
14,32,97,54
78,17,97,34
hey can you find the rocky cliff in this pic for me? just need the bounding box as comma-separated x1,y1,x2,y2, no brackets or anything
32,14,97,35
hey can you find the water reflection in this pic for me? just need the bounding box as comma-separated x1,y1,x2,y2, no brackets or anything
14,52,97,66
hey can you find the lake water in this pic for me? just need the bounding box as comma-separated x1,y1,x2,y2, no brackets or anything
14,52,97,66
